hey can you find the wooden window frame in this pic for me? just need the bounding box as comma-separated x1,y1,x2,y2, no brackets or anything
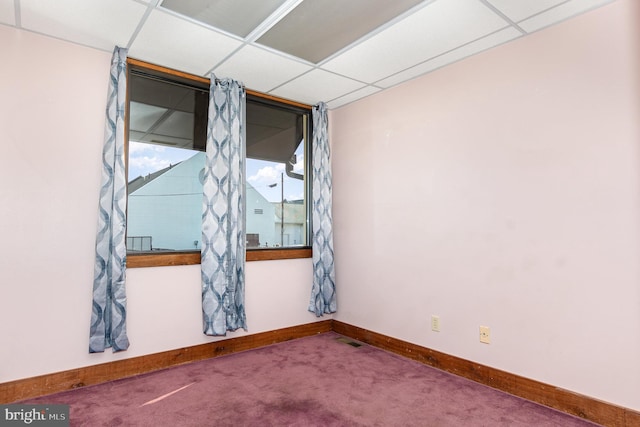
125,58,312,268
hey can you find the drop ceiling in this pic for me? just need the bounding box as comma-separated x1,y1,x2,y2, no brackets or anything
2,0,616,108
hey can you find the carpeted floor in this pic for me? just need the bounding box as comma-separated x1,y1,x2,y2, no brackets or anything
22,332,601,426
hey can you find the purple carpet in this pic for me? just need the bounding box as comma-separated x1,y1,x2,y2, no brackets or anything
22,332,600,426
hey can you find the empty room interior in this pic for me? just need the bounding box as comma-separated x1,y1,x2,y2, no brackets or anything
1,0,639,425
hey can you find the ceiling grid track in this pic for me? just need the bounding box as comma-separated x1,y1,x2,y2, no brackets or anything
13,0,21,27
126,0,161,50
478,0,527,35
5,0,618,108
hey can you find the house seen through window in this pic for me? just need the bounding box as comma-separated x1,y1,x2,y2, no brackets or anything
126,63,311,258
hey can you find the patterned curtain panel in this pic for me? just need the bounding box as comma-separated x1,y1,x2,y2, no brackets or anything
201,77,248,336
89,47,130,353
309,102,337,316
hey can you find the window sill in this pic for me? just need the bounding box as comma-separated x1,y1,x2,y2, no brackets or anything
127,248,312,268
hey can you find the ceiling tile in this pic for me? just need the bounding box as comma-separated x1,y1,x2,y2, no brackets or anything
0,0,15,26
19,0,147,51
160,0,288,38
326,86,382,109
256,0,424,64
485,0,566,23
270,69,366,106
128,9,242,76
519,0,615,33
377,27,521,88
213,45,312,93
322,0,509,83
129,102,167,135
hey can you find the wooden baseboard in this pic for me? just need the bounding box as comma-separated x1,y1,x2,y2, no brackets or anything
2,319,638,427
332,320,640,427
0,320,331,404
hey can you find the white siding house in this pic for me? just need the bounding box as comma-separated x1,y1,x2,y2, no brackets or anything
127,151,279,251
274,201,306,246
127,152,204,251
246,183,277,247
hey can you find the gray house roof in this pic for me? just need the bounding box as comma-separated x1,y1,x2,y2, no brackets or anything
127,163,180,194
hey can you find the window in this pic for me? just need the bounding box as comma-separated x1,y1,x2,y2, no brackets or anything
125,60,312,267
245,95,309,250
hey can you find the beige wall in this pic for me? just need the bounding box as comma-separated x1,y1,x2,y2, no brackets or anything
0,25,323,384
331,0,640,411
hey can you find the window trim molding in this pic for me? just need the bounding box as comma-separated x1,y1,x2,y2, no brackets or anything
125,58,313,268
128,248,312,268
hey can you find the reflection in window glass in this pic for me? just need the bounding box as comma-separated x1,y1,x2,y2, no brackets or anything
126,70,309,254
127,144,203,252
246,141,305,249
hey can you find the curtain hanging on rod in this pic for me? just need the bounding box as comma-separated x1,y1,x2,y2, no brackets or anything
89,46,130,353
309,102,337,316
201,75,248,335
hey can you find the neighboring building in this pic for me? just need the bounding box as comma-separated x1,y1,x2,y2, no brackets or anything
273,200,306,247
127,151,289,251
246,182,276,248
127,152,204,252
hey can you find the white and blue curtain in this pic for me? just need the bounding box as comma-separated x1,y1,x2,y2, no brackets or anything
89,47,130,353
201,76,248,335
309,102,337,316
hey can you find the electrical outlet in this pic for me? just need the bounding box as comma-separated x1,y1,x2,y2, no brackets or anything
479,326,490,344
431,315,440,332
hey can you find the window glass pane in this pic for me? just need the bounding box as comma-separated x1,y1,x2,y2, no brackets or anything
127,72,207,253
126,69,310,256
246,140,306,248
127,143,204,252
245,97,308,249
